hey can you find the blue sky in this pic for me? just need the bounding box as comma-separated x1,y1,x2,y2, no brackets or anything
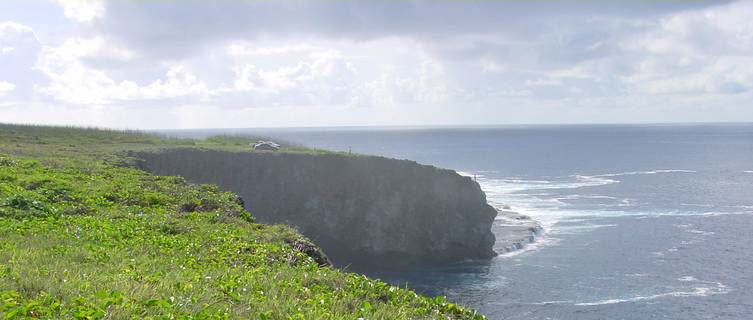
1,0,752,129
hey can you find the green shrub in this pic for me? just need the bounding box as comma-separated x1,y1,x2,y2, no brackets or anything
0,124,485,319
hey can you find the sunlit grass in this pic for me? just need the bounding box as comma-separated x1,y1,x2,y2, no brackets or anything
0,123,483,319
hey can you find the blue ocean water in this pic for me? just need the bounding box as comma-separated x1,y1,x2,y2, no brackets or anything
178,124,753,319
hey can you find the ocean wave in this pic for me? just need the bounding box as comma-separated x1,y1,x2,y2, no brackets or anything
551,223,617,235
573,288,721,306
698,210,753,217
688,229,715,236
678,276,697,282
526,300,572,306
496,235,561,259
672,223,715,237
618,198,636,207
625,273,650,277
556,194,618,200
570,175,620,188
574,279,729,306
522,278,730,307
464,169,751,259
680,203,715,208
475,175,618,194
590,169,697,177
467,173,624,257
744,170,753,174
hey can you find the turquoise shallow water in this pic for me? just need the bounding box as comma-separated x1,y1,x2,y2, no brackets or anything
174,124,753,319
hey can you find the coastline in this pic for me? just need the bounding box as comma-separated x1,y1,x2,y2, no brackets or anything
0,124,489,319
492,207,544,256
458,170,544,257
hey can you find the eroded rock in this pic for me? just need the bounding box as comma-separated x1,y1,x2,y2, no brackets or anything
135,149,497,271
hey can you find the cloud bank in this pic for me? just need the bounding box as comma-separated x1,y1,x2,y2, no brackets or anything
0,0,751,128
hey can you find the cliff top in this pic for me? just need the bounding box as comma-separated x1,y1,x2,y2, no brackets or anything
0,123,346,165
0,123,484,319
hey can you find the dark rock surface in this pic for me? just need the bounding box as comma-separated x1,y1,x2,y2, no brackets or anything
134,149,497,271
288,238,332,267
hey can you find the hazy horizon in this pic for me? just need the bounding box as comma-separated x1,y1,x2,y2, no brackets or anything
6,120,753,133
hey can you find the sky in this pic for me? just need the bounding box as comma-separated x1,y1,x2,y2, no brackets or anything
0,0,752,129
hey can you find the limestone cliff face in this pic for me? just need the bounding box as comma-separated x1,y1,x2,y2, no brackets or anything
135,149,497,270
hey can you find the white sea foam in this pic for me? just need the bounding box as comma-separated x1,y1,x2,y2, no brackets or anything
687,229,715,236
551,224,617,235
476,173,657,228
477,175,618,195
590,169,697,178
556,194,618,201
461,168,749,258
744,170,753,174
573,282,729,306
681,203,753,211
618,198,636,207
524,278,729,307
699,211,753,217
673,223,715,237
526,300,572,306
680,203,715,208
625,273,650,277
465,171,624,257
574,290,697,306
496,236,561,259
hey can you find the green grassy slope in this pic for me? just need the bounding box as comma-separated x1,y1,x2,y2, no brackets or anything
0,124,485,319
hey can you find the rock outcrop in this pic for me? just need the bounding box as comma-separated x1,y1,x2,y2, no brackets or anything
134,149,497,270
492,210,543,254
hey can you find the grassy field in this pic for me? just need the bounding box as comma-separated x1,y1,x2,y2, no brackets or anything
0,123,484,319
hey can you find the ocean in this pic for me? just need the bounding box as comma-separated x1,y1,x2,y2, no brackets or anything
174,124,753,319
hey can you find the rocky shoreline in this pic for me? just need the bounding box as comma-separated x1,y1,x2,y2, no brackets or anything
491,207,543,255
134,148,544,269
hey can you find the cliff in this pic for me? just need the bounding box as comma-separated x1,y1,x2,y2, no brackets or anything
0,123,487,319
134,149,497,270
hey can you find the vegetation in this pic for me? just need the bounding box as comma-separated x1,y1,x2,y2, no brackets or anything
0,123,484,319
0,124,337,163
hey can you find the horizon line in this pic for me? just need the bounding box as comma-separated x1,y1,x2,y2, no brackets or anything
156,121,753,132
3,121,753,132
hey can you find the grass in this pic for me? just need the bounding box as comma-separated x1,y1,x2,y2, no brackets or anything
0,123,484,319
0,124,339,165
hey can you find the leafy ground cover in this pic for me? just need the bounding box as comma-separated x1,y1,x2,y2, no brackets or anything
0,124,484,319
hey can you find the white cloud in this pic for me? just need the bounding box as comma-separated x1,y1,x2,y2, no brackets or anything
54,0,104,23
2,0,753,128
0,21,43,102
0,21,37,51
230,49,349,93
526,78,562,87
0,21,34,36
222,43,358,108
620,1,753,95
0,81,15,95
35,37,209,105
630,56,753,95
227,42,323,57
479,59,507,73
